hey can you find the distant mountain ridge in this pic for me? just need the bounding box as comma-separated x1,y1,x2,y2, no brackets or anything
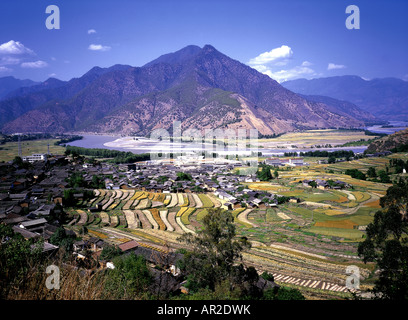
0,76,39,100
282,76,408,121
0,45,374,135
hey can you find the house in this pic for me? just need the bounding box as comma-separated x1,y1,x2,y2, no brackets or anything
9,193,29,202
251,198,266,209
302,179,312,187
119,240,139,252
19,218,48,233
73,240,88,252
31,241,59,255
87,237,105,251
2,214,28,226
265,158,283,167
316,179,329,190
289,198,299,203
12,225,41,240
288,158,304,166
231,199,242,209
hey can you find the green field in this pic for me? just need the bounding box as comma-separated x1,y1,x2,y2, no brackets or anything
0,139,66,162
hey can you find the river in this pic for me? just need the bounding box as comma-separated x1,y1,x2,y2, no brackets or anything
67,134,369,156
67,120,408,156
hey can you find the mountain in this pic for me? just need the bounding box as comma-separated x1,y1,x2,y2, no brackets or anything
4,77,66,99
281,76,408,121
298,94,377,123
366,128,408,153
0,76,39,100
0,65,131,129
1,45,367,135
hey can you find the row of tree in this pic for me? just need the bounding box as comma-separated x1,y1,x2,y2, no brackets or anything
65,146,150,164
284,150,355,158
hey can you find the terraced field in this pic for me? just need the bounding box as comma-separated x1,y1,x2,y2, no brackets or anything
65,186,376,299
71,190,221,235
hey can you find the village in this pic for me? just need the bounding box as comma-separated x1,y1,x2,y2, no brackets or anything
1,148,366,298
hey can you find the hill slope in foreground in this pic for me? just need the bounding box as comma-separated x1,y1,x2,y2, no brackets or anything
366,128,408,153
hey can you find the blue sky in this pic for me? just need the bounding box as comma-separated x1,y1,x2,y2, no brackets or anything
0,0,407,82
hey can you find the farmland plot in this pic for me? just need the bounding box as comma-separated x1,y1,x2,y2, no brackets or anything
167,193,179,208
142,210,159,230
134,209,152,229
167,210,183,233
124,210,140,229
160,210,173,231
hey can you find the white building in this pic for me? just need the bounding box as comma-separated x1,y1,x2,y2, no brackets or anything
265,158,283,166
22,153,48,163
288,158,304,166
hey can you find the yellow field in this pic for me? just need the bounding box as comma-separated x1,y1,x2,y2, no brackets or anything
258,129,379,147
315,219,358,229
364,199,381,209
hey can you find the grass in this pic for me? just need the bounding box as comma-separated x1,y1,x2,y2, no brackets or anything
0,139,66,162
307,226,364,240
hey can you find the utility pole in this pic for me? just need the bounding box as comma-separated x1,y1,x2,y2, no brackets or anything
18,135,22,157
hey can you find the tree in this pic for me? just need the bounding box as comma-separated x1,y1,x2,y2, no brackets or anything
104,253,153,299
0,224,43,298
367,167,377,178
358,178,408,299
177,208,252,295
345,168,366,180
257,165,273,181
49,226,75,253
99,244,123,261
263,286,305,300
378,170,391,184
176,172,193,181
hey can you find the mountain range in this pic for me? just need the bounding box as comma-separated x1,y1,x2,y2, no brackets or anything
0,45,394,136
282,76,408,121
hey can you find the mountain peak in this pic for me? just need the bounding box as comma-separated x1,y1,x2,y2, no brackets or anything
143,45,202,67
202,44,216,52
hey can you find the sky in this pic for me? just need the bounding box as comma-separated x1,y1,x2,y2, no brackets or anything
0,0,407,83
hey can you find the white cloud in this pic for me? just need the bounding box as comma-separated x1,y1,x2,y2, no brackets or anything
259,65,316,83
87,29,97,34
88,44,111,51
301,61,313,67
0,40,35,55
0,66,12,72
328,63,346,70
21,60,48,68
248,47,316,83
0,56,21,66
248,45,293,65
